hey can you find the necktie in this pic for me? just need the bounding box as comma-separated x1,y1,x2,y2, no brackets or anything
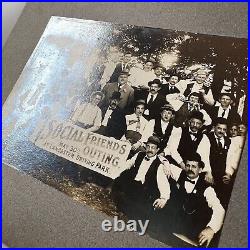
170,86,175,93
221,109,226,118
147,95,154,105
185,177,195,184
217,138,223,149
144,156,150,161
190,132,197,140
135,116,141,132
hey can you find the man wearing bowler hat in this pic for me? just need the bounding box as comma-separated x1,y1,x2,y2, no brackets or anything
112,136,169,220
160,153,225,247
142,79,168,120
97,91,126,139
140,103,181,154
164,111,213,184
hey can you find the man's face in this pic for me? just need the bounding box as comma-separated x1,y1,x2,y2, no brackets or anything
189,95,199,105
135,104,145,116
229,125,238,137
118,74,128,85
161,110,174,122
109,98,119,109
186,160,202,179
145,143,159,158
189,118,203,133
219,95,232,108
144,62,154,72
214,123,227,138
123,54,132,63
149,83,161,94
195,73,207,84
91,94,102,106
154,67,163,76
238,124,247,136
169,76,179,86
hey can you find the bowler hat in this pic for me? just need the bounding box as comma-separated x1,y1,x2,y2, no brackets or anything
160,104,175,113
110,91,121,100
146,136,161,147
148,79,162,87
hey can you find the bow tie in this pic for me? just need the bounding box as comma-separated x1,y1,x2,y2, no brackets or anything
190,132,197,137
144,156,150,161
185,177,195,184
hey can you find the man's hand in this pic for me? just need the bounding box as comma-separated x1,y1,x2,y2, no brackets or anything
222,173,231,184
153,198,168,209
205,171,214,185
179,161,186,171
159,157,172,178
131,141,141,151
198,227,215,247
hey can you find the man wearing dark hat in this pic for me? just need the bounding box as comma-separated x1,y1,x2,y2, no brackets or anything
208,92,241,124
174,92,212,128
102,70,134,114
122,100,149,153
160,153,225,247
164,111,213,184
141,103,181,153
141,79,167,120
112,136,169,220
207,117,232,208
97,91,126,139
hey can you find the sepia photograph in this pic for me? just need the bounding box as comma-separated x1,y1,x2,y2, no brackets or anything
2,16,247,247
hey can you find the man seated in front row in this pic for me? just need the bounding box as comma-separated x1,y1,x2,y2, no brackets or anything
162,153,225,247
111,136,169,221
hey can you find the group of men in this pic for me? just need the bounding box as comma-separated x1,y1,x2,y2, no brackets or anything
71,54,247,247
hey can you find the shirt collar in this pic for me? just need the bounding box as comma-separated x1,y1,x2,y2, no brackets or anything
189,128,197,134
187,175,199,184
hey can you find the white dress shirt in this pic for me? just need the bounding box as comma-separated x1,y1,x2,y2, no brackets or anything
71,103,102,127
226,136,245,176
125,153,169,199
214,134,225,148
146,93,158,103
102,108,113,126
217,105,231,119
165,164,225,233
161,121,169,134
164,129,212,173
125,113,148,134
129,67,155,88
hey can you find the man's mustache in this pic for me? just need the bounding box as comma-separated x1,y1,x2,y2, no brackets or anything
187,170,194,175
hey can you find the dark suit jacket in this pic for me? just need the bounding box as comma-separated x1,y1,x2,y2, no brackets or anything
100,107,127,139
174,103,190,127
160,83,180,96
101,82,134,114
141,92,168,120
109,63,131,83
208,105,241,124
207,132,231,180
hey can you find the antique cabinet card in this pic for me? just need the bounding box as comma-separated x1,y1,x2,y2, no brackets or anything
2,17,247,247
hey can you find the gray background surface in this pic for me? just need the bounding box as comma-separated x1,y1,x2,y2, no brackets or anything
2,3,248,247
